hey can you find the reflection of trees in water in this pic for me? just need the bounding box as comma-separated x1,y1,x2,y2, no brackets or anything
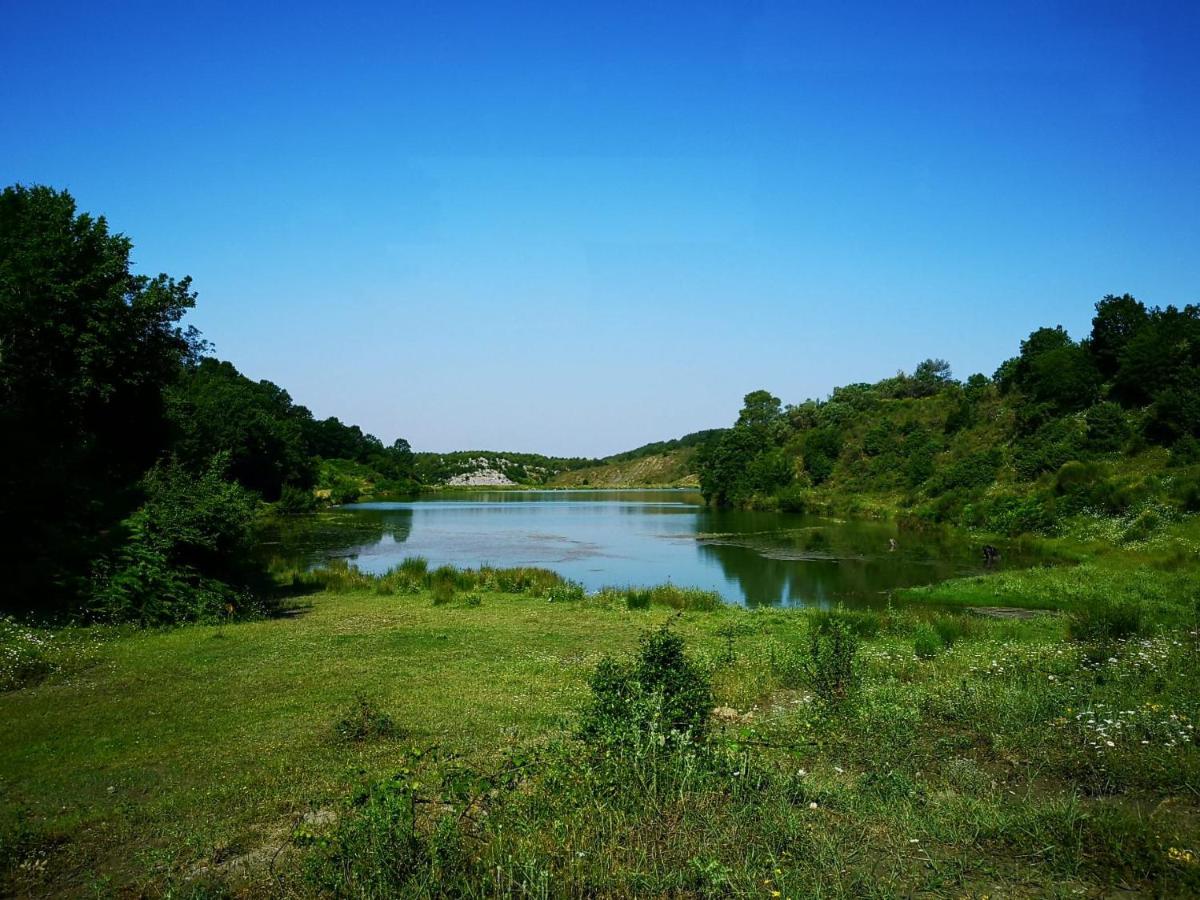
698,520,996,608
256,508,414,569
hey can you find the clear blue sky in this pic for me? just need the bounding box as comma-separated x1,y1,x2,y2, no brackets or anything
3,1,1198,456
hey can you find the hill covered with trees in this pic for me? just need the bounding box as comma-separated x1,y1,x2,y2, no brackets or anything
696,295,1200,538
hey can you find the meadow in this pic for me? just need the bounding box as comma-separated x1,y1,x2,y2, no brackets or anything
3,540,1200,897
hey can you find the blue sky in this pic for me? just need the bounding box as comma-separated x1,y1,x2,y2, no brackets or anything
4,1,1198,456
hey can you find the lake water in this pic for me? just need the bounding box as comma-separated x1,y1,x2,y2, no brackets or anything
259,489,1039,608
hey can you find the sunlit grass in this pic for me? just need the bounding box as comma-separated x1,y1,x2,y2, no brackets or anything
2,561,1199,895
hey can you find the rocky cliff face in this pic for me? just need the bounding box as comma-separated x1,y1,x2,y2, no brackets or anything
445,466,517,486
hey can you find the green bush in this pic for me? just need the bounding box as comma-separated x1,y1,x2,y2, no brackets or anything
397,557,428,578
544,581,585,603
91,454,262,624
334,694,399,743
1085,402,1130,452
646,584,724,611
808,607,881,639
913,625,943,659
301,775,462,894
431,580,455,605
1068,600,1144,642
625,589,651,610
806,614,860,705
580,624,713,748
276,484,319,515
931,614,976,647
329,478,362,505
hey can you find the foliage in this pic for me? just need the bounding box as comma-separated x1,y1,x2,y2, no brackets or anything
806,613,860,705
334,694,400,743
692,294,1200,538
90,454,261,624
7,561,1200,896
0,185,200,615
0,184,423,621
580,624,713,749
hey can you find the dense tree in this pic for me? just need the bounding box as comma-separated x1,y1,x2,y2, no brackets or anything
1111,305,1200,408
1089,293,1148,379
0,185,199,612
1,184,418,619
1006,326,1100,420
168,358,316,500
698,390,791,505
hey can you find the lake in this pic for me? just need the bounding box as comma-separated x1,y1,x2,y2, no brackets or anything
259,489,1039,608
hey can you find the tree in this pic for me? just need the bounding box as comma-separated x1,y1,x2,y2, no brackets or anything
1009,326,1099,417
168,357,316,500
0,185,199,613
1089,293,1148,380
911,358,954,396
697,391,791,505
735,389,785,439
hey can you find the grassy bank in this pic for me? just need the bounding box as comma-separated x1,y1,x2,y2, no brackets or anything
3,554,1200,897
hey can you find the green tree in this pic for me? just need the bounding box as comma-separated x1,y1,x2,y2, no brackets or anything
1010,326,1100,419
168,357,316,500
697,391,790,505
1089,293,1148,380
0,185,198,613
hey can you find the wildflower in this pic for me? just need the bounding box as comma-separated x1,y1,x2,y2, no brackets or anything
1168,847,1197,865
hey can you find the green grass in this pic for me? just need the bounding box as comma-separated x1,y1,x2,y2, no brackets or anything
3,562,1200,896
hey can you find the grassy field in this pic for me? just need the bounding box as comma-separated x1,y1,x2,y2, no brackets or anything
3,554,1200,896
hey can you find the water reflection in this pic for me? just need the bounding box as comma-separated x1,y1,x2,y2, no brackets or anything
257,506,413,569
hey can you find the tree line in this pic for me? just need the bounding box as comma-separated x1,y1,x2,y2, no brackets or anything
0,185,417,621
698,294,1200,536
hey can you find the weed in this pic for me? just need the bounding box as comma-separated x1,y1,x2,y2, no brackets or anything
334,694,399,743
806,613,860,705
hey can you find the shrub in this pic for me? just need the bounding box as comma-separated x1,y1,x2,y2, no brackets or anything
913,625,943,659
1069,600,1144,643
808,607,881,639
544,581,585,603
276,484,319,515
580,624,713,748
301,775,452,894
334,694,399,743
1085,402,1130,452
931,614,976,647
625,589,651,610
91,454,262,624
646,584,724,611
329,478,362,505
462,593,482,608
397,557,428,578
431,580,455,606
1170,473,1200,512
806,614,860,705
775,484,811,513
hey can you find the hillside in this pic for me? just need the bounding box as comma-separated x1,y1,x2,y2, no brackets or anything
549,429,722,487
694,295,1200,539
548,446,701,487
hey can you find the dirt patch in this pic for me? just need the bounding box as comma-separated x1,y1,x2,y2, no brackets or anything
968,606,1054,619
